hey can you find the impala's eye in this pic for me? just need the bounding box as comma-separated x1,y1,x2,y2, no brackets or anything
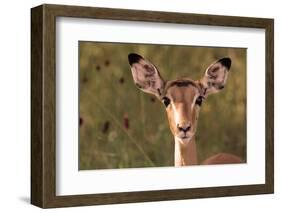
195,96,204,106
162,97,170,107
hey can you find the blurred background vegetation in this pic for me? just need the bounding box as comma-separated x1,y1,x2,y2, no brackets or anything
79,41,246,170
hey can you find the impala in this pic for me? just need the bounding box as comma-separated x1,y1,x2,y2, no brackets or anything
128,53,242,166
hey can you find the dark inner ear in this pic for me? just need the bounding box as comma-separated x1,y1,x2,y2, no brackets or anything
128,53,143,66
217,57,231,70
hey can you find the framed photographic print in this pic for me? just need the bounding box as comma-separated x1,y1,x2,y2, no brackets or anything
31,4,274,208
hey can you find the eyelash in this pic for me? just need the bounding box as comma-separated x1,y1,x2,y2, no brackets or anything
162,97,170,107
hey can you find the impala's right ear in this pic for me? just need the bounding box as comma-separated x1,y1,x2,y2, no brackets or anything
128,53,165,98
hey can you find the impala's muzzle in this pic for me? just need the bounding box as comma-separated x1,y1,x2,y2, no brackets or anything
175,121,195,142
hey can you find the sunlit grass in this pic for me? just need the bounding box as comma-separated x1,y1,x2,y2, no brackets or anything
79,42,246,170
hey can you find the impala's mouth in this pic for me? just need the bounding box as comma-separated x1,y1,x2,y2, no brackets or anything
176,132,194,142
177,135,191,141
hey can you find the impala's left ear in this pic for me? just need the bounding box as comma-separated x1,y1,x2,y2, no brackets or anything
200,57,231,96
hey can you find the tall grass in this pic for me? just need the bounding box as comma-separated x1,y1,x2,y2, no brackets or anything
79,42,246,170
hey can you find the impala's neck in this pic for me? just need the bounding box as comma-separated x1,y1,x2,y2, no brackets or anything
174,137,198,166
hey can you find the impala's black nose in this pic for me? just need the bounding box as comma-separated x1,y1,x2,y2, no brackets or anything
177,123,191,133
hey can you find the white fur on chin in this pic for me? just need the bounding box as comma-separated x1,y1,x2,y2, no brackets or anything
176,135,194,145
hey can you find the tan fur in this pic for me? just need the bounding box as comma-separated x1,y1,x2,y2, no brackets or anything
164,80,201,141
128,54,242,166
202,153,242,165
164,81,242,166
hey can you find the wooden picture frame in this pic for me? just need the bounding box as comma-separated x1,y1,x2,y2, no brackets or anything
31,4,274,208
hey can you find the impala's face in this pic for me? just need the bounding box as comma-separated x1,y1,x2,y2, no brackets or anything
161,80,203,144
128,53,231,145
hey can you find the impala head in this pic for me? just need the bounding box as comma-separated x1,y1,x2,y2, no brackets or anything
128,53,231,145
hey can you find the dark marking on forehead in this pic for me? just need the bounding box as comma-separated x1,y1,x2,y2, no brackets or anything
170,80,197,88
